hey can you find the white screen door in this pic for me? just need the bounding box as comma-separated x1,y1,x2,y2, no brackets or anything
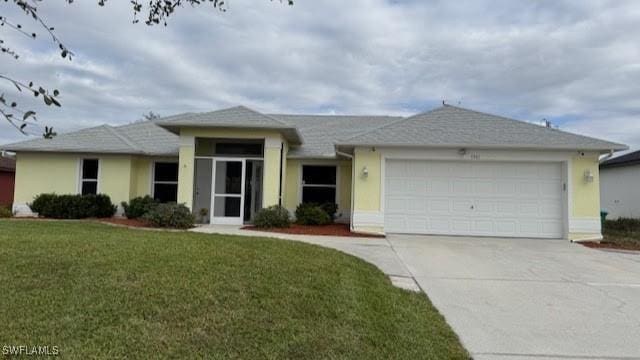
211,159,245,225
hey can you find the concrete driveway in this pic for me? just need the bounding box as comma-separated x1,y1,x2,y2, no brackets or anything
388,235,640,360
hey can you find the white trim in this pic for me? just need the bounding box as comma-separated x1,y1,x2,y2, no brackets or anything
210,158,245,225
352,211,384,228
569,217,601,234
298,163,339,206
77,157,101,195
151,161,179,200
12,203,35,217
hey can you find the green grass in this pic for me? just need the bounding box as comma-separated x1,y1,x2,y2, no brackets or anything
0,220,468,359
603,218,640,250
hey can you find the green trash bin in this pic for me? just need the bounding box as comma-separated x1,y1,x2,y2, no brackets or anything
600,210,608,230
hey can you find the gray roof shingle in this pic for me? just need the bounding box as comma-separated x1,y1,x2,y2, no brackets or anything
336,105,627,152
600,150,640,168
1,121,179,156
269,114,401,158
157,105,303,144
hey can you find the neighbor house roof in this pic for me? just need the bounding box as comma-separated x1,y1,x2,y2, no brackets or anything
157,105,303,145
1,121,179,156
0,156,15,172
1,104,626,158
600,150,640,169
336,105,627,152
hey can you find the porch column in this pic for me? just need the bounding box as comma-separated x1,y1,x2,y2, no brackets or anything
262,136,283,207
177,134,195,210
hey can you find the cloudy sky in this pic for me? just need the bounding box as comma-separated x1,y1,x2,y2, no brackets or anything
1,0,639,152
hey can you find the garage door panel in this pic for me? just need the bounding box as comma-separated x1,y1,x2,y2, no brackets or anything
428,179,450,194
385,160,563,239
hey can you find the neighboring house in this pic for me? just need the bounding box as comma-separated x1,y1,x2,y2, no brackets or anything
600,150,640,219
1,105,626,240
0,155,16,207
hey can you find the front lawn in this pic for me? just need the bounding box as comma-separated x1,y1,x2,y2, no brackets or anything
0,220,468,359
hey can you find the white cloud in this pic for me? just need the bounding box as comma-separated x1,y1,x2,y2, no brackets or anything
0,0,638,150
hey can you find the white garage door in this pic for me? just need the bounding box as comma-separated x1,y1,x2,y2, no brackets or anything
384,160,564,238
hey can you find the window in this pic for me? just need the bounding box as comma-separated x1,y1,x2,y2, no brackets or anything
80,159,99,195
153,162,179,203
301,165,337,204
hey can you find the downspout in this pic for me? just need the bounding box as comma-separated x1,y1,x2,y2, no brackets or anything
278,142,284,207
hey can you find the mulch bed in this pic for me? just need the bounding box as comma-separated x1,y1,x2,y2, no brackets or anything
243,223,385,238
580,241,640,252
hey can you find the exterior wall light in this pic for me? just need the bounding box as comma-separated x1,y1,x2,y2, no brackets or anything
584,169,594,183
362,166,369,177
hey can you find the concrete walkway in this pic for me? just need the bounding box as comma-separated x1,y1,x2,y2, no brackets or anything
190,225,421,291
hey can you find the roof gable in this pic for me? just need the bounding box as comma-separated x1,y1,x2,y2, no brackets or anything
157,105,303,144
337,105,627,152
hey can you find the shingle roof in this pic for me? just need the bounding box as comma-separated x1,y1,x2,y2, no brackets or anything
1,121,179,156
157,105,303,144
336,105,627,152
1,104,627,158
600,150,640,168
269,114,401,158
0,156,15,172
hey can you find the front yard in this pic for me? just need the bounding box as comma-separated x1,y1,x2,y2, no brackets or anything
0,220,468,359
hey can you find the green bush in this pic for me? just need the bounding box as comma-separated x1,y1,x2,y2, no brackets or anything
295,203,331,225
319,202,338,220
121,196,158,219
142,203,194,229
29,193,116,219
604,218,640,234
0,206,12,218
253,206,290,228
29,193,57,216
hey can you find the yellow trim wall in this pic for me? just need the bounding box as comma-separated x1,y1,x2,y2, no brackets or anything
571,154,600,218
351,147,383,234
14,152,78,204
14,152,170,214
352,147,381,211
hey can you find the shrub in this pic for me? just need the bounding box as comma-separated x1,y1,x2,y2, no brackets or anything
28,193,116,219
121,196,158,219
253,205,290,228
295,203,331,225
319,202,338,220
29,193,57,216
604,218,640,234
0,206,12,218
142,203,194,229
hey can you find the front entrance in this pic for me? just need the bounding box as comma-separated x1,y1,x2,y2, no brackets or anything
194,158,264,225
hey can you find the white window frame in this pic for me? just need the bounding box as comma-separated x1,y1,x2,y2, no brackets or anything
299,164,339,204
151,161,179,201
78,158,100,195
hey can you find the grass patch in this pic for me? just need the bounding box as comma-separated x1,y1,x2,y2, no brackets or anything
602,218,640,250
0,220,468,359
